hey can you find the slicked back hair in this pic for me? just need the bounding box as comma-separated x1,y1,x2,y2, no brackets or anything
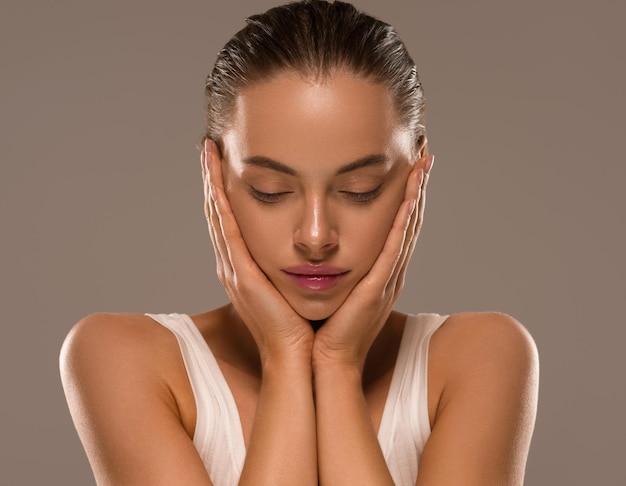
203,0,426,154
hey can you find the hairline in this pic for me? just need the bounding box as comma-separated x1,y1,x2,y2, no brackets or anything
213,67,421,157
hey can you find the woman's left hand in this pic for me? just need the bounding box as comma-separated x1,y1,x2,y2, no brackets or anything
312,155,433,371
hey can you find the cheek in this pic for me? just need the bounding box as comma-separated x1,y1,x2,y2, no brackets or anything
225,181,405,271
340,198,402,267
227,190,288,265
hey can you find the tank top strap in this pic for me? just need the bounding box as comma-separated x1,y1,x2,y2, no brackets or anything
377,312,449,486
146,313,245,485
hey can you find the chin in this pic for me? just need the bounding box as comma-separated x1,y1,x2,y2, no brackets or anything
290,298,339,323
271,275,356,323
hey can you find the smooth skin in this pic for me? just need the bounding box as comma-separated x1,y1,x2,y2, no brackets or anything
60,72,539,485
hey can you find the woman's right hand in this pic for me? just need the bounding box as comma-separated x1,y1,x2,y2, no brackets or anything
202,140,314,365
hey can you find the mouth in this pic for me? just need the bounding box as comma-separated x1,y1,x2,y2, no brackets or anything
282,264,350,292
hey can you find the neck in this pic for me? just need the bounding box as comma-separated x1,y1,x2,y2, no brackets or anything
309,319,327,332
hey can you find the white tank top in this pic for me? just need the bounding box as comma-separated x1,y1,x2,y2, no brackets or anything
146,312,448,486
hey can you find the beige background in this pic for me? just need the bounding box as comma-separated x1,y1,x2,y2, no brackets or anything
1,0,624,484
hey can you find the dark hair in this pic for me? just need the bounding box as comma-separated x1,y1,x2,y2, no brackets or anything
203,0,426,154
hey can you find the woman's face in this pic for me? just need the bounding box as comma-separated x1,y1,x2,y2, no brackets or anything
220,71,420,321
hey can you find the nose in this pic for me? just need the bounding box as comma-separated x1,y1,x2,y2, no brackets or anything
293,194,338,256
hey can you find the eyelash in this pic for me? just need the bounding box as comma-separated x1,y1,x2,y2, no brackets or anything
249,185,383,204
249,188,290,203
341,185,383,203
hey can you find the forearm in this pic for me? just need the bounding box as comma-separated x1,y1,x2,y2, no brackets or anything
239,355,317,486
313,362,394,486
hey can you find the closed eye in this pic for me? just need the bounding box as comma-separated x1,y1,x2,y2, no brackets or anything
249,187,291,203
249,185,383,204
341,184,383,203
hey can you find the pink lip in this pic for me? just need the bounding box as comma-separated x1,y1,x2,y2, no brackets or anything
282,264,349,291
283,264,348,276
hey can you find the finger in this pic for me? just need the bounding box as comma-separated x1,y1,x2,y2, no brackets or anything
207,182,229,279
207,183,229,281
202,143,230,279
359,193,415,295
394,155,432,292
406,155,432,243
205,149,266,282
205,139,226,194
200,146,207,182
390,155,429,292
397,157,425,250
403,157,424,201
362,158,425,293
205,141,243,264
201,149,217,249
390,167,423,290
410,156,430,249
404,161,427,252
201,151,211,220
394,180,424,293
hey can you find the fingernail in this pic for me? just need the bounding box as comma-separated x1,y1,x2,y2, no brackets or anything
204,139,212,160
407,198,417,222
417,169,424,186
425,155,435,175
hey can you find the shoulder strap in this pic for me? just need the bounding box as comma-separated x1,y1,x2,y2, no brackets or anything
377,313,449,486
145,313,246,485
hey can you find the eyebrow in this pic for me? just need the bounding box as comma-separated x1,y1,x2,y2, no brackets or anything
242,153,389,176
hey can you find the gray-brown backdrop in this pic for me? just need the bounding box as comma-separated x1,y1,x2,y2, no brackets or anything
1,0,624,484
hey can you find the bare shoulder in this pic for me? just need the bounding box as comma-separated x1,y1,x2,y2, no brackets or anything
429,311,539,409
59,313,209,485
59,312,188,434
60,312,181,383
432,311,538,371
421,311,539,485
60,312,177,356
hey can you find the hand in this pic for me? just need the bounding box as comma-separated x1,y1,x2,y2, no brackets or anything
202,140,314,364
312,155,433,371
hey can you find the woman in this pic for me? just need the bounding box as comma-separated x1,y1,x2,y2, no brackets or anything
60,1,539,484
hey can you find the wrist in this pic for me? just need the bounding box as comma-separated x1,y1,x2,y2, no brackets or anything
260,346,313,374
311,345,364,378
255,328,314,369
312,357,363,396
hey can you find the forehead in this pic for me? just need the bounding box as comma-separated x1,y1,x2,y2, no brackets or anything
222,72,412,170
